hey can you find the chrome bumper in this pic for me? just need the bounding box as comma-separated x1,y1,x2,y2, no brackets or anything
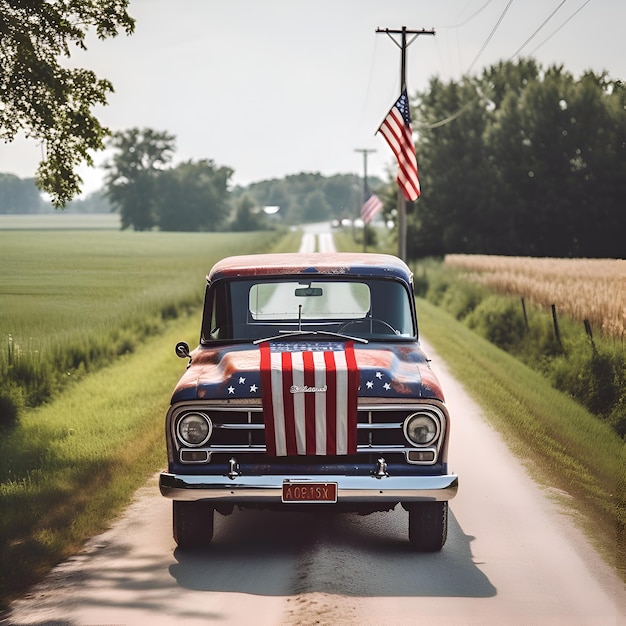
159,472,458,503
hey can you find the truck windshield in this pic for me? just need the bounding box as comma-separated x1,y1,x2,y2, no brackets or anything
203,277,416,342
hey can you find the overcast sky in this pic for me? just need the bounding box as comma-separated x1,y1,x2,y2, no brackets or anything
2,0,625,194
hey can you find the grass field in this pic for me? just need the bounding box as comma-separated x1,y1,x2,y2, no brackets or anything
0,228,298,419
1,229,267,344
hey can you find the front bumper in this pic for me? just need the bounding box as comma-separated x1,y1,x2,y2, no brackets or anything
159,471,458,503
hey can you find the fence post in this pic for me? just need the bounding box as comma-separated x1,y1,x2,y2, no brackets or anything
551,304,562,348
7,334,13,367
521,297,529,331
584,319,596,351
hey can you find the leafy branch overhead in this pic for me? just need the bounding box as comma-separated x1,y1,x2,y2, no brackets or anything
0,0,135,206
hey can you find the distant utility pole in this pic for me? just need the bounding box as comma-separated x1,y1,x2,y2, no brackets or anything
355,147,376,252
376,26,435,261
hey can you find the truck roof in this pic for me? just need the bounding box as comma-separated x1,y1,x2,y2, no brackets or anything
207,252,413,285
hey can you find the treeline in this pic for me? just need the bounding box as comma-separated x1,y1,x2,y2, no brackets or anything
233,172,382,226
0,174,116,214
0,133,378,231
402,59,625,259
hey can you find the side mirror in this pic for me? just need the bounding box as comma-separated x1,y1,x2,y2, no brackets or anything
175,341,191,360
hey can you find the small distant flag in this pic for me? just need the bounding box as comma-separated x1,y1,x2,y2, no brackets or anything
361,189,383,224
377,89,421,201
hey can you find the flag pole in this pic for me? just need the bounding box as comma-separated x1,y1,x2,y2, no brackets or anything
376,26,435,260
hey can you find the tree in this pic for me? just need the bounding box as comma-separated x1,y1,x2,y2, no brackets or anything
156,160,233,231
104,128,176,230
301,189,332,222
0,1,135,207
230,195,266,231
486,66,626,257
410,76,492,256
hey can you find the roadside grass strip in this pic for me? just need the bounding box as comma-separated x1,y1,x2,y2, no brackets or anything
417,298,625,581
0,313,199,604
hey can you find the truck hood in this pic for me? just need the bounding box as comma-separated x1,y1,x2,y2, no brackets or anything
171,341,444,404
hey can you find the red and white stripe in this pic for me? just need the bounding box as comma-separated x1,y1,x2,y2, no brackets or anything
361,193,383,224
377,91,421,201
260,342,358,456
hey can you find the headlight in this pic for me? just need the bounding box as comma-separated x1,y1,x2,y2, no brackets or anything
177,412,212,446
404,412,439,446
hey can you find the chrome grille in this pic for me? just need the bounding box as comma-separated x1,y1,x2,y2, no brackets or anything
170,402,446,465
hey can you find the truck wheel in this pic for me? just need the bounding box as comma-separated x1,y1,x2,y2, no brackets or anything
407,501,448,552
173,501,214,549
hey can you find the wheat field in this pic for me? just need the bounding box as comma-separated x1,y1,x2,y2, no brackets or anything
444,255,626,339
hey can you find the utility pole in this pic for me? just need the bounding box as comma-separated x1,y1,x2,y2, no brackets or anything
376,26,435,261
355,148,376,252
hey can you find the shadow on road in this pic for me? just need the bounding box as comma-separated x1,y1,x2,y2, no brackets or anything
170,506,496,598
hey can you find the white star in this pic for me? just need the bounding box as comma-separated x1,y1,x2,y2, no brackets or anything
366,380,374,389
375,371,383,379
383,382,391,391
228,386,235,394
239,376,246,384
250,384,258,393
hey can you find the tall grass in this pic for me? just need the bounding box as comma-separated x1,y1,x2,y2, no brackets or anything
445,254,626,340
420,259,625,437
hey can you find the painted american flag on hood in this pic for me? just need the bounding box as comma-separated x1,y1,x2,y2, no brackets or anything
259,341,359,457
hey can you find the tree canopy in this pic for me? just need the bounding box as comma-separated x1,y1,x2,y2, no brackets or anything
104,128,176,230
404,59,626,258
156,159,233,232
104,128,234,231
0,0,135,207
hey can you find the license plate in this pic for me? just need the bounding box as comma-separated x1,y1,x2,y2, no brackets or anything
282,481,338,503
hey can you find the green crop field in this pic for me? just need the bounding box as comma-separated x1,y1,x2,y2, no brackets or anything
0,227,298,419
1,229,265,344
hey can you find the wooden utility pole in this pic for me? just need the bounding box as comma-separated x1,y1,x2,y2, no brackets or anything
355,148,376,252
376,26,435,261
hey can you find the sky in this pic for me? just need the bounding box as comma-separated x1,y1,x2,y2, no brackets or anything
2,0,625,195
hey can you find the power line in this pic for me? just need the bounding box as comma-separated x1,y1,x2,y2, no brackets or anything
528,0,591,57
445,0,497,29
417,100,476,129
466,0,516,74
418,0,590,131
508,0,569,60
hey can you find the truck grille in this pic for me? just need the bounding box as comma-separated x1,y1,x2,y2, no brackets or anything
170,402,445,466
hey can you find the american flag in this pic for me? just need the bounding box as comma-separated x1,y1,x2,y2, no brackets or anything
259,341,359,456
361,189,383,224
377,89,421,201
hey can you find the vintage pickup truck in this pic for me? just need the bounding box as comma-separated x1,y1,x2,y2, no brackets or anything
159,252,458,551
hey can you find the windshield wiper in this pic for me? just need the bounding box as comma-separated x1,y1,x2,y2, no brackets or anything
252,303,368,344
253,329,368,345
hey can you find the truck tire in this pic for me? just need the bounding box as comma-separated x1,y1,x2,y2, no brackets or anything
407,501,448,552
173,501,214,549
